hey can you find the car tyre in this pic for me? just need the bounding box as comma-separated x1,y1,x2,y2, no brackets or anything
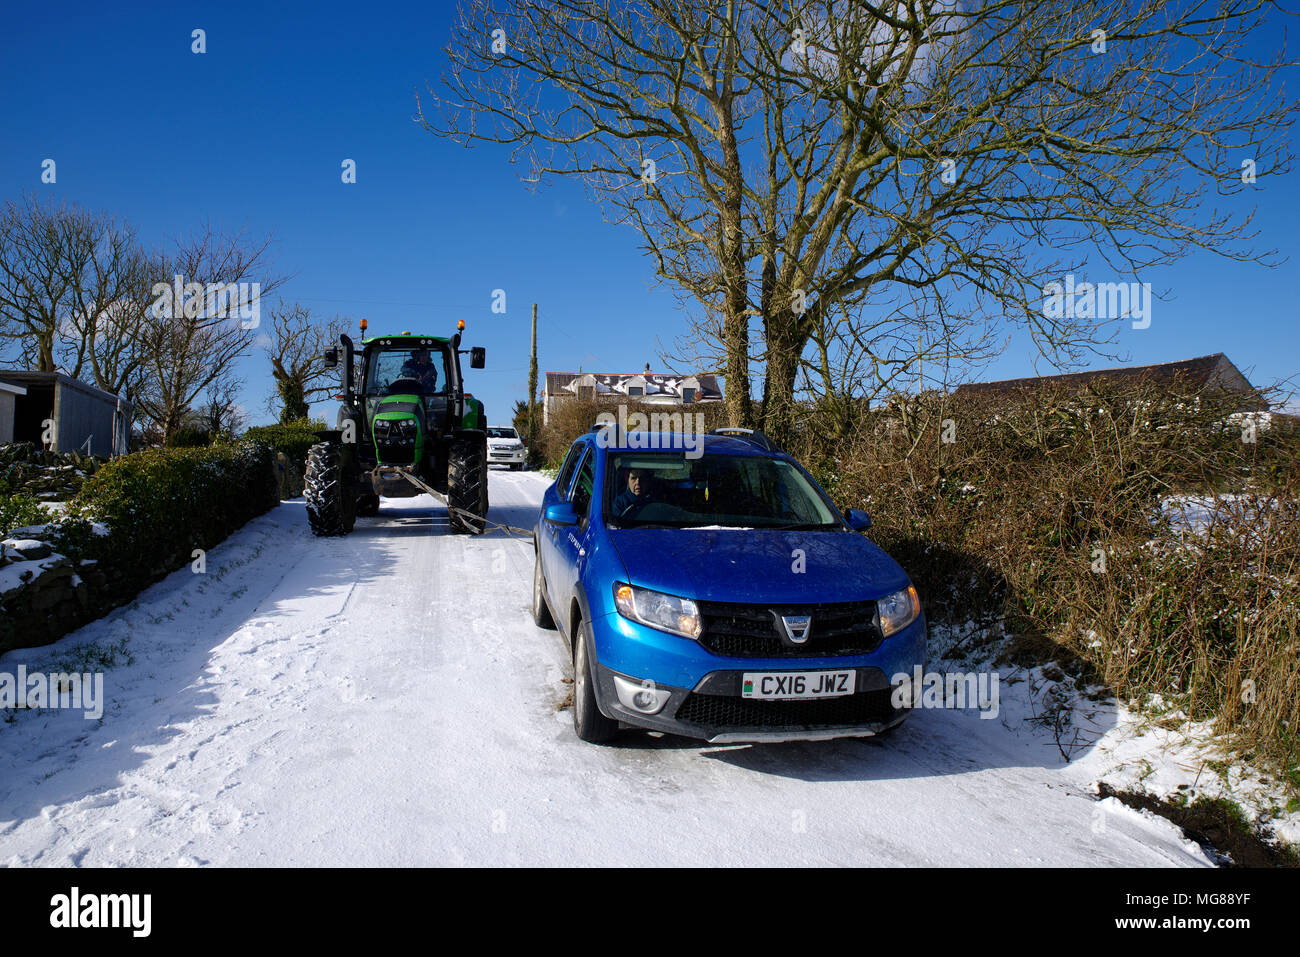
532,550,556,630
573,617,618,744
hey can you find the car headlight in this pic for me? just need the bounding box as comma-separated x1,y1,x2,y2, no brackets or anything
877,585,921,637
613,583,701,639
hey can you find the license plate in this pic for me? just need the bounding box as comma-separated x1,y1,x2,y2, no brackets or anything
741,670,856,700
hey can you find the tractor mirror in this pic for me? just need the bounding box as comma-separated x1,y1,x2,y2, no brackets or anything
322,348,339,368
470,347,486,369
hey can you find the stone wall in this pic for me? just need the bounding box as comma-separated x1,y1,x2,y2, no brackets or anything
1,443,105,501
0,535,122,653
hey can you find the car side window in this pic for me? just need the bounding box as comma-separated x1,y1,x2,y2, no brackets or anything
555,443,584,499
571,450,596,521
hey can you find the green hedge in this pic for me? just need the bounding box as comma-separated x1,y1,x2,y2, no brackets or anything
242,420,325,472
63,440,279,593
0,492,47,537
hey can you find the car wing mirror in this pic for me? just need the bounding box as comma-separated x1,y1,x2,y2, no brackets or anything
845,508,872,532
544,503,578,526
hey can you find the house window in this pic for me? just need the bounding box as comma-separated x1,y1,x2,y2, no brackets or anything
577,386,594,400
682,387,696,403
628,386,643,397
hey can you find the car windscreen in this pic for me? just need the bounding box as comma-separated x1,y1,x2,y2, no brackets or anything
486,428,517,439
365,347,451,396
604,452,841,529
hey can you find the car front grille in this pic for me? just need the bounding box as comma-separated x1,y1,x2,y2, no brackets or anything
673,687,897,730
694,599,883,658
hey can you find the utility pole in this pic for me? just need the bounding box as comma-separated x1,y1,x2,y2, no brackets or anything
527,303,539,456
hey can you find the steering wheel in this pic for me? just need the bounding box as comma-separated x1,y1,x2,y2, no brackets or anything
386,377,424,395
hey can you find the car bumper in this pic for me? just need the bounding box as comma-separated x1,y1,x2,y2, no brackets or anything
488,448,525,465
586,611,927,743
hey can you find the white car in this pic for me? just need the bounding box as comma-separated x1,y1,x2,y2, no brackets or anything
486,426,527,470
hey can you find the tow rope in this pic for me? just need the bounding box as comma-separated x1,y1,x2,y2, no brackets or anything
381,467,533,537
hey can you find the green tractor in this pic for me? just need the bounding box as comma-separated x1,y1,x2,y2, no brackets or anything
304,322,490,536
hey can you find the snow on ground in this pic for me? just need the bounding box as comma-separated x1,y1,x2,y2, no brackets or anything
0,470,1223,866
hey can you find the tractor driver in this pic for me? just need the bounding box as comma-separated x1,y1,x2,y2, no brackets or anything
401,349,439,392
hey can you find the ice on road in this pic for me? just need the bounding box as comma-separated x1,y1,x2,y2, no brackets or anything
0,470,1209,866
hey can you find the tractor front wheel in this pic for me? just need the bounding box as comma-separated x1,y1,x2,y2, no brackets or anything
304,442,356,536
447,435,488,534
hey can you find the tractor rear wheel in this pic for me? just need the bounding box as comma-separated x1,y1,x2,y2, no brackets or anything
304,442,356,536
447,435,488,534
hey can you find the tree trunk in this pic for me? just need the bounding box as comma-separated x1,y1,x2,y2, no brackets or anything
760,313,805,448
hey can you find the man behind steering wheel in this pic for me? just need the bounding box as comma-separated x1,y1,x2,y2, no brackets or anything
400,349,439,392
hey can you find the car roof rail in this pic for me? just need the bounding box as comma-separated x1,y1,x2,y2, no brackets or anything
708,427,781,452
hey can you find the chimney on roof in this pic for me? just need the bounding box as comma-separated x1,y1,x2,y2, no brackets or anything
644,363,651,374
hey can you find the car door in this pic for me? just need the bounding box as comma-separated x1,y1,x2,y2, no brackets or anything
546,445,597,639
539,442,587,624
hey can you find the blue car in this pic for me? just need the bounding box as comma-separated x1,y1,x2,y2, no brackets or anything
532,428,927,744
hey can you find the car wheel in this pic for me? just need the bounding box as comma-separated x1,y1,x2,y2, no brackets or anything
532,550,556,630
573,618,618,744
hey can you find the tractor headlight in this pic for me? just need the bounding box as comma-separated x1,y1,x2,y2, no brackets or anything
878,585,921,637
614,583,701,639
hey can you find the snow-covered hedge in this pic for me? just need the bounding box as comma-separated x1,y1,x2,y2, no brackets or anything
787,378,1300,780
66,440,278,584
0,441,278,654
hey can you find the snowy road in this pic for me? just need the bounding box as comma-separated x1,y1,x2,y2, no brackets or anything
0,470,1210,866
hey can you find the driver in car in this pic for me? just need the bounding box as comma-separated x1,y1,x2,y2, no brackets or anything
400,350,439,392
611,468,656,517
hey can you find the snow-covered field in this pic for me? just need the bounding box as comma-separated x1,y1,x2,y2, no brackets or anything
0,470,1220,866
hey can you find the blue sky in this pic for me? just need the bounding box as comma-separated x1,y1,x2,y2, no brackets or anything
2,0,1297,426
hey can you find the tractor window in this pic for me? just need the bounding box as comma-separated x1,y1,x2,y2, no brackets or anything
365,348,451,396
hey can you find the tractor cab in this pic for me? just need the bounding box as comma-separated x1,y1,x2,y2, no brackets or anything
308,323,489,536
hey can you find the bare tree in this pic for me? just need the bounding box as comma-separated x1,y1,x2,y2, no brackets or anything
265,300,345,423
0,193,148,387
132,225,284,443
423,0,1296,444
187,368,247,439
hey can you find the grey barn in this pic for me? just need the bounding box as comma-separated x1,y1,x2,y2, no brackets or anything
0,370,132,457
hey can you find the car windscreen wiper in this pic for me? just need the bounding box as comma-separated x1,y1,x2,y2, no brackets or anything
757,521,842,531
